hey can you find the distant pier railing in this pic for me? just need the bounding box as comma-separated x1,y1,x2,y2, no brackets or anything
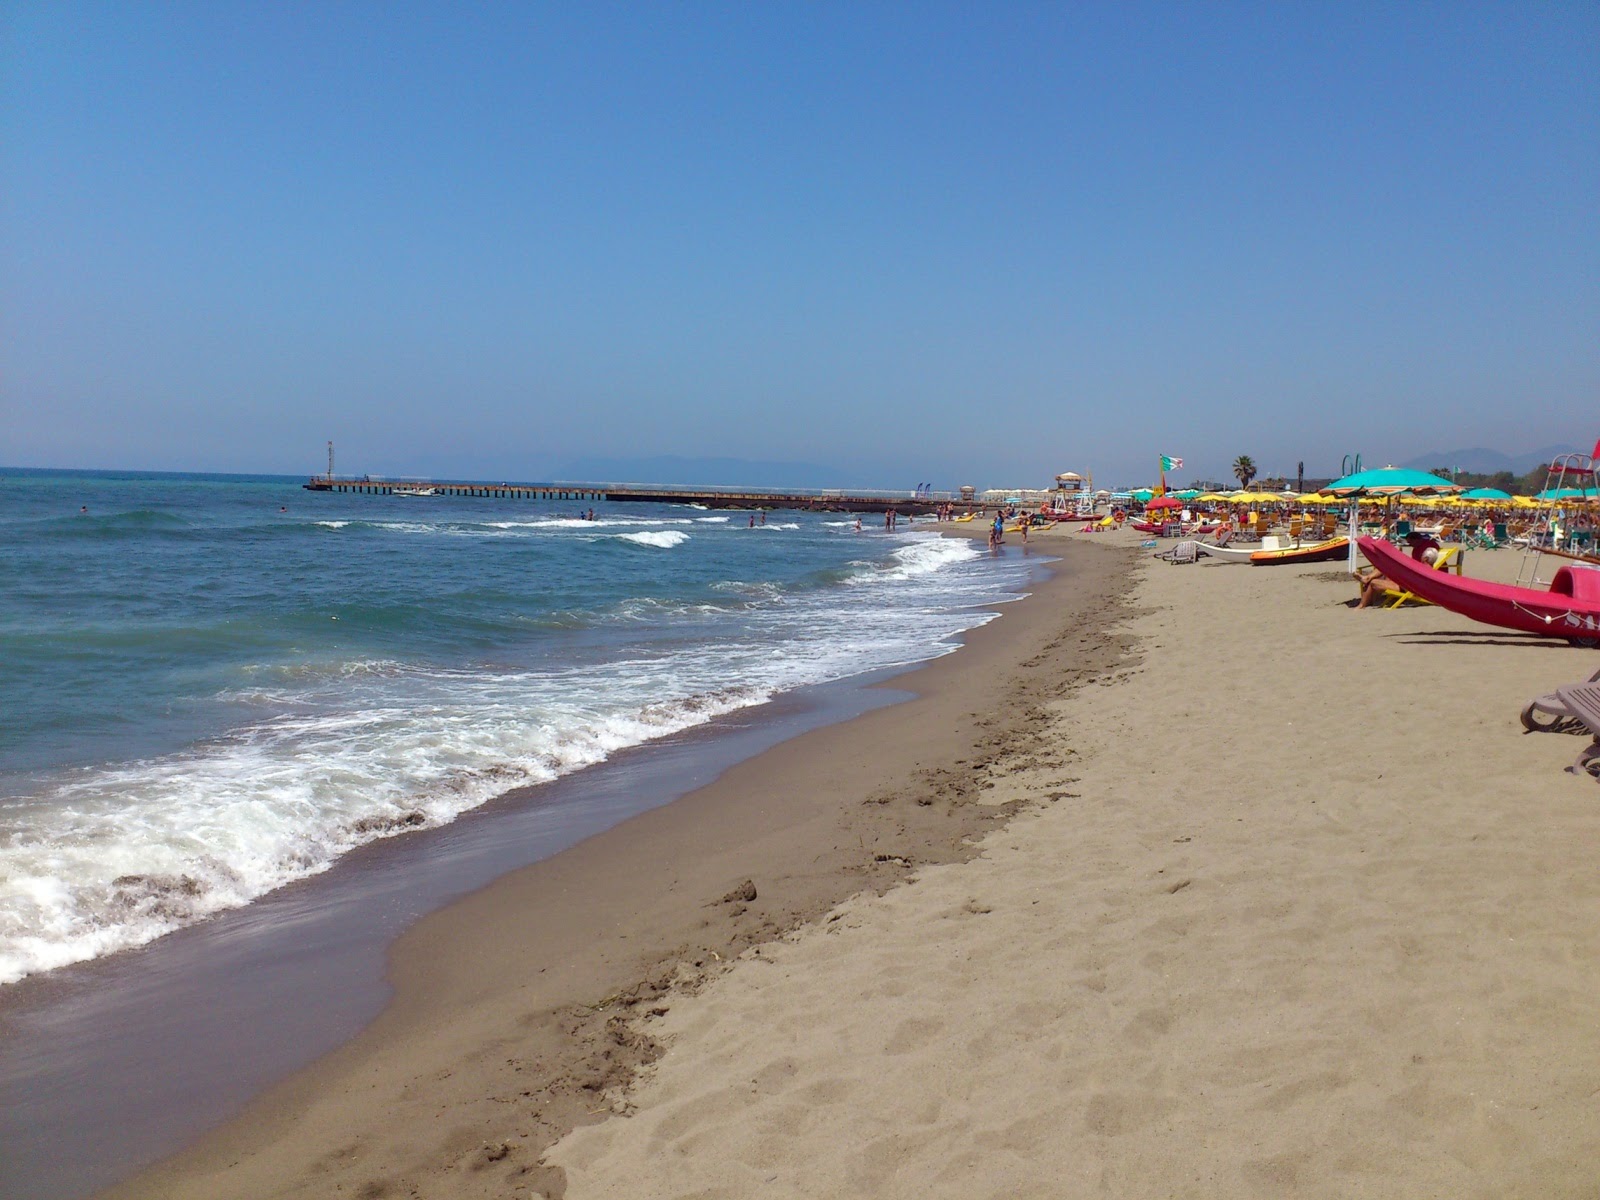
302,476,977,514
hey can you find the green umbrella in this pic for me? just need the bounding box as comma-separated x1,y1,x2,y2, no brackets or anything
1535,487,1593,501
1131,488,1155,502
1461,487,1512,500
1317,467,1462,571
1317,467,1463,498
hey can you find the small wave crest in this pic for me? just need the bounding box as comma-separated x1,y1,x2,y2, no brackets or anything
848,534,978,583
613,530,690,548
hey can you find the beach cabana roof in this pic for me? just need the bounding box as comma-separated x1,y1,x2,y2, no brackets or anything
1317,467,1462,498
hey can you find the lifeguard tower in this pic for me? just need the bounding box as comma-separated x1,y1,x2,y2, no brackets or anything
1052,471,1095,519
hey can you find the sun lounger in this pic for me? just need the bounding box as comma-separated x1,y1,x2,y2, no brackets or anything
1551,682,1600,779
1521,666,1600,732
1154,539,1201,564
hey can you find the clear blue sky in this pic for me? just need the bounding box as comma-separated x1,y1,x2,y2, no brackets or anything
3,2,1595,489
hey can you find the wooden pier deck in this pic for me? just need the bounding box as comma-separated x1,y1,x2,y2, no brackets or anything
302,477,976,515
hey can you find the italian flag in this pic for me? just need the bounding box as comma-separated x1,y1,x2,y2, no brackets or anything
1161,455,1183,472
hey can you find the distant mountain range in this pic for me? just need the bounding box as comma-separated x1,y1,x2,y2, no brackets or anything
1399,444,1585,476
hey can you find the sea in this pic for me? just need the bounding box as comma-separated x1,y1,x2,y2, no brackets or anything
0,468,1039,990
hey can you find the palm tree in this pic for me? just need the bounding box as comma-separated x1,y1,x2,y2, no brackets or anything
1232,455,1257,489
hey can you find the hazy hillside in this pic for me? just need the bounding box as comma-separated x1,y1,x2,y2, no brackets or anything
1399,444,1583,476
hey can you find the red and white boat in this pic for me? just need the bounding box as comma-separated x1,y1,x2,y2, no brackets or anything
1358,536,1600,648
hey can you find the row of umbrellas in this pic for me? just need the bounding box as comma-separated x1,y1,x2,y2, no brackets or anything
1133,468,1593,507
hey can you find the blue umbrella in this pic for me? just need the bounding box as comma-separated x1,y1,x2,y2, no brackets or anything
1461,487,1512,500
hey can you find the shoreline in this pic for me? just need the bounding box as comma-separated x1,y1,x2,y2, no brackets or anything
89,526,1135,1199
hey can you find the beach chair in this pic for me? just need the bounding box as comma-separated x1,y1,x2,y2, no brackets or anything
1381,546,1465,608
1521,666,1600,732
1154,539,1200,564
1551,682,1600,780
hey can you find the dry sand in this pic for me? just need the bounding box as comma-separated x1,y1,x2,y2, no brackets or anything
105,527,1600,1199
548,531,1600,1199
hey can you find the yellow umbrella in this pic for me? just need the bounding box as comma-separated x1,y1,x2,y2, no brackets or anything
1233,491,1282,504
1194,492,1230,502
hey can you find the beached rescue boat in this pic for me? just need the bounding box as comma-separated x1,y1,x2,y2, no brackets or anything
1250,536,1350,565
1358,536,1600,647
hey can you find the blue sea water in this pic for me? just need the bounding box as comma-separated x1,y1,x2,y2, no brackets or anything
0,469,1037,985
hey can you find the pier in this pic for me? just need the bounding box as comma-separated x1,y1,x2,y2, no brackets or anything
302,476,978,515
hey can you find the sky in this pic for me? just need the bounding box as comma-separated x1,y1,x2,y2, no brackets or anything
2,2,1596,490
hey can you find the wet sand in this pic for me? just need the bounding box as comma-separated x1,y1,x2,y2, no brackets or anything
99,529,1137,1199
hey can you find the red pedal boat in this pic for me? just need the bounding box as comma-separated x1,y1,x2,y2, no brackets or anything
1358,536,1600,648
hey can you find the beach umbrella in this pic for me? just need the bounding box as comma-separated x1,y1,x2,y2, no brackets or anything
1317,467,1462,571
1131,488,1155,502
1232,491,1282,504
1317,467,1461,498
1146,495,1183,510
1461,487,1512,500
1535,487,1592,501
1194,492,1230,502
1173,489,1201,499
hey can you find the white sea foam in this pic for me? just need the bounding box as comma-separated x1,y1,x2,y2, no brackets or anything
0,672,770,984
614,530,690,548
695,516,731,523
849,533,979,583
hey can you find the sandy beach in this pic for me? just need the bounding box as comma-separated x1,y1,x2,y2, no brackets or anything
104,526,1600,1199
